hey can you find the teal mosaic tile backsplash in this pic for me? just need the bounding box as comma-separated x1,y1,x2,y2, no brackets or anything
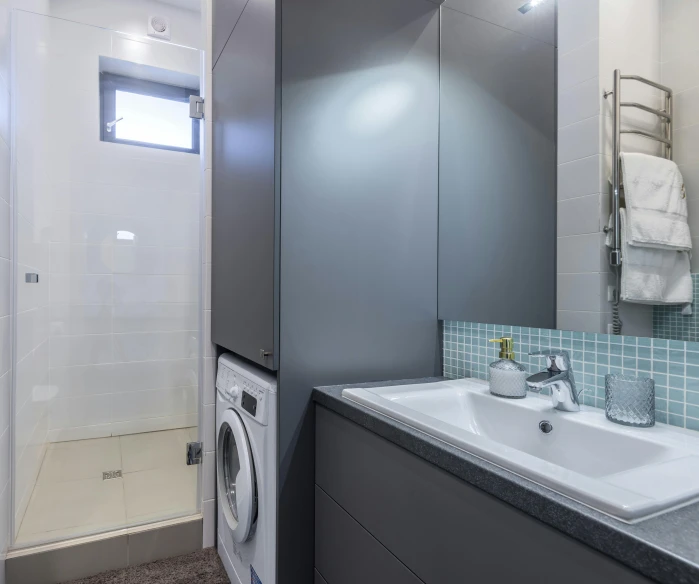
653,274,699,342
442,321,699,431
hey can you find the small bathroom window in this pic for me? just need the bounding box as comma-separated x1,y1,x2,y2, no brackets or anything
100,72,200,154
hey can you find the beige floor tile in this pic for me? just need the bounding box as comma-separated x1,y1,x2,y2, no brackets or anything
120,430,185,474
123,466,197,522
18,476,126,537
48,436,118,451
38,437,121,484
18,430,199,544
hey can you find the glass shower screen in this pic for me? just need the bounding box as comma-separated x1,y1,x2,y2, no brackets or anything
11,10,203,548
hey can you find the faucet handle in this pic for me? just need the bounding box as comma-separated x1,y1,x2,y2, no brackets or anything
528,349,571,372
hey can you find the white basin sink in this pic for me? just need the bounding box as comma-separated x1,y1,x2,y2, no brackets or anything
342,378,699,522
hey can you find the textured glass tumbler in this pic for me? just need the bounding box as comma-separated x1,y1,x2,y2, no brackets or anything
605,374,655,428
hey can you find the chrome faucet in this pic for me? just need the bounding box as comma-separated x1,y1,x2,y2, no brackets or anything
526,350,581,412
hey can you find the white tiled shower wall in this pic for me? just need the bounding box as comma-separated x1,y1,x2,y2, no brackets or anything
0,0,11,577
557,0,662,336
11,2,204,534
0,0,214,556
15,11,200,432
557,0,607,335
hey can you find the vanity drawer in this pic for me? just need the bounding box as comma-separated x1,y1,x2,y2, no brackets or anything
315,406,653,584
315,485,423,584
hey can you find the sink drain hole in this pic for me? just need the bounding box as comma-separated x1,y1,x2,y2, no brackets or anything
539,421,553,434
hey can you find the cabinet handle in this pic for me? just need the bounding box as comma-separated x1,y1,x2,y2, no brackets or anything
25,273,39,283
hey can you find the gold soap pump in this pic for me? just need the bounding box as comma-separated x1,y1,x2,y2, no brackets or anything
488,337,528,399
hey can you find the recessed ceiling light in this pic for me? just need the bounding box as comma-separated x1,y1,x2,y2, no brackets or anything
519,0,544,14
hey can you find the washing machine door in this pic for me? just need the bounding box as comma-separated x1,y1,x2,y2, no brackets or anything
217,408,257,543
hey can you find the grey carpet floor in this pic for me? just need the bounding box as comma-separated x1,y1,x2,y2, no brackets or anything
63,548,230,584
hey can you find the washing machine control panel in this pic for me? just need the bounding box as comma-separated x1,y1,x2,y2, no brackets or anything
216,363,269,425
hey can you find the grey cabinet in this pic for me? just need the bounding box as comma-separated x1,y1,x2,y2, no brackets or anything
211,0,278,369
438,6,557,328
315,406,654,584
213,0,441,579
277,1,440,579
315,486,423,584
212,0,248,68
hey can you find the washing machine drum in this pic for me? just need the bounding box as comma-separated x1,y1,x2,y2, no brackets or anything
217,408,258,543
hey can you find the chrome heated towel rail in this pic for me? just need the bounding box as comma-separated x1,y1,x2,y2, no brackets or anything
604,70,673,335
605,69,673,268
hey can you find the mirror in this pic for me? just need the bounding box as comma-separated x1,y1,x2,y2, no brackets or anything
439,0,698,343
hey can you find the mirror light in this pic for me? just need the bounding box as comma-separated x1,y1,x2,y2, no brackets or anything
519,0,545,14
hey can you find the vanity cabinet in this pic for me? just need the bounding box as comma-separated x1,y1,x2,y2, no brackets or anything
315,406,654,584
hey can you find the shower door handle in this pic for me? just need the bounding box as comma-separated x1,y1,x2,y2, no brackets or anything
25,273,39,283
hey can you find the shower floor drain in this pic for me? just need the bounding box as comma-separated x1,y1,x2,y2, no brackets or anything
103,470,123,480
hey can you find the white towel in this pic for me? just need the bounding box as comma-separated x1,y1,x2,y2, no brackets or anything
620,152,691,252
606,209,692,305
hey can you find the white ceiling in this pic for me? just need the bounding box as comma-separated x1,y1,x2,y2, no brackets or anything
156,0,201,12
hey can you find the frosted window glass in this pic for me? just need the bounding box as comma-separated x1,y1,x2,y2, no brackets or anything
115,90,192,149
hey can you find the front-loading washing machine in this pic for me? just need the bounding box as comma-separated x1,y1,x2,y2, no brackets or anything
216,353,277,584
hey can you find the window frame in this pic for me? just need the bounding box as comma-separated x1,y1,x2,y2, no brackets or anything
100,72,201,154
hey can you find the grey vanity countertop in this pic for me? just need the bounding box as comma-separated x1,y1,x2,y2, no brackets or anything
313,378,699,584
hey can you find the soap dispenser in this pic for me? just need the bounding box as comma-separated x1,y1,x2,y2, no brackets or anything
488,337,528,399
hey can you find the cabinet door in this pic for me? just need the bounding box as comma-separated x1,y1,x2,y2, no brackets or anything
315,486,424,584
316,407,654,584
212,0,248,68
438,8,556,328
212,0,277,368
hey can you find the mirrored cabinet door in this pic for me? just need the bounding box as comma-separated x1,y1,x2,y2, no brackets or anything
439,0,699,345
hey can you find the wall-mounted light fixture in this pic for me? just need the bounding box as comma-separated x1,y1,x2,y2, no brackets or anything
518,0,545,14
